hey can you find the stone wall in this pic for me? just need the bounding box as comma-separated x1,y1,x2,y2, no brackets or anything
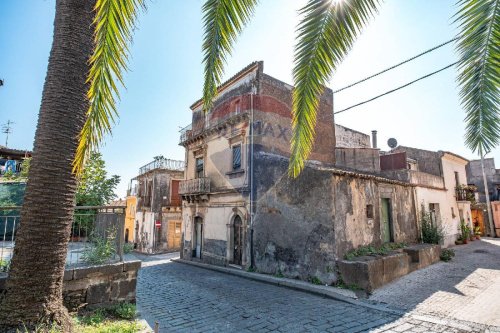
335,124,371,148
0,260,141,311
392,146,443,177
335,148,380,173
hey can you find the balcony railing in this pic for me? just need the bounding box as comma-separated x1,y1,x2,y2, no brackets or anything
179,178,211,195
139,157,185,175
455,185,477,203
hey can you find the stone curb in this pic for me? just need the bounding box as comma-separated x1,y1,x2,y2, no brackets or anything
173,259,404,316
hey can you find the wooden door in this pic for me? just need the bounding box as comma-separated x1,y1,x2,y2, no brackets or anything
194,217,203,258
471,209,484,235
233,216,243,265
167,220,182,249
381,198,393,243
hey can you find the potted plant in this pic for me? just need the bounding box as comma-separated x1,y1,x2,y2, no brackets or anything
474,226,481,240
459,220,469,244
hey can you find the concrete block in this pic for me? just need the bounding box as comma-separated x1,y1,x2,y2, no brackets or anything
339,252,410,292
403,244,441,269
63,269,74,281
381,252,410,285
73,265,105,280
123,260,141,272
86,283,109,305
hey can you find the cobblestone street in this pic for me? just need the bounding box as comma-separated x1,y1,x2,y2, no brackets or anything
136,250,500,333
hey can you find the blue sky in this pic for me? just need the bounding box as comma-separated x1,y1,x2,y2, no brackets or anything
1,0,498,197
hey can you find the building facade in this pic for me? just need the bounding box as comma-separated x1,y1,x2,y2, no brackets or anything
130,157,184,253
179,62,419,284
381,147,473,246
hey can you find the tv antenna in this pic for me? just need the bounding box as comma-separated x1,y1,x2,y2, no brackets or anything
2,120,14,147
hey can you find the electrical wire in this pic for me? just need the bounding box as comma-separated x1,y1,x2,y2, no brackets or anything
334,62,458,115
333,38,457,94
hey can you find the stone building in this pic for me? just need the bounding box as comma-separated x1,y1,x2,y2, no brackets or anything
129,157,184,253
381,146,473,246
466,158,500,202
466,158,500,236
179,62,418,284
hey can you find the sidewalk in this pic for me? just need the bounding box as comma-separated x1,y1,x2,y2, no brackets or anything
369,238,500,327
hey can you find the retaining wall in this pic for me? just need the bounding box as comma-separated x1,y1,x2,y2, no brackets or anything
0,260,141,311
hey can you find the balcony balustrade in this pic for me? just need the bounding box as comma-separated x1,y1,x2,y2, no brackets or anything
179,178,211,195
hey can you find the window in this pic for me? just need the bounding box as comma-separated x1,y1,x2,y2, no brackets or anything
235,100,241,113
451,207,456,218
454,171,460,188
195,157,204,178
232,145,241,170
429,203,439,226
366,205,374,219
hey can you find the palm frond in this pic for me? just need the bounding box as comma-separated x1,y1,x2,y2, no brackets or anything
74,0,145,174
289,0,380,177
455,0,500,155
202,0,258,112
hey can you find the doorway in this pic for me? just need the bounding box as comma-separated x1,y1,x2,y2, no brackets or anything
381,198,394,243
233,215,243,265
194,217,203,258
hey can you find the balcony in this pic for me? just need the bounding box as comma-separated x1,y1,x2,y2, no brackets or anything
179,178,211,195
455,184,477,203
139,157,184,176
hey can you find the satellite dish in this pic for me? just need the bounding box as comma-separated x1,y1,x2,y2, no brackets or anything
388,138,398,149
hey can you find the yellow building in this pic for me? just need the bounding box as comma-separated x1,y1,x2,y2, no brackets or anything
125,196,137,244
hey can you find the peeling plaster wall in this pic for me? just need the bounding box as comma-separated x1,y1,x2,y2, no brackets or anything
252,152,418,284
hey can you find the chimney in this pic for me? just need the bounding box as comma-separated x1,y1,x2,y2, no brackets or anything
371,130,378,149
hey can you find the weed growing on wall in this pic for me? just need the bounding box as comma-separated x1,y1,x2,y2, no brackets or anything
82,227,117,265
421,212,444,244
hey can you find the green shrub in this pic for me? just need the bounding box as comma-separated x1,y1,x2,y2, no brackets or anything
112,302,136,320
421,213,443,244
79,308,106,326
123,243,134,254
344,242,407,260
459,219,471,241
310,276,322,285
440,248,455,262
0,258,10,272
82,228,117,265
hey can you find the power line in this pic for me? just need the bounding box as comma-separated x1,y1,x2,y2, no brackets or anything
334,62,457,115
333,38,457,94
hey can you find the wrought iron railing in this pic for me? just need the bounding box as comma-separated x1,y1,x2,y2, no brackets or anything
139,157,185,175
179,178,211,195
455,185,476,203
0,206,126,273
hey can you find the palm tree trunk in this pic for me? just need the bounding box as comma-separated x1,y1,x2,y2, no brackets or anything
0,0,95,330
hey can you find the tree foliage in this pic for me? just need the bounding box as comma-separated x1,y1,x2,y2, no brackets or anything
202,0,258,112
455,0,500,155
74,0,145,174
76,152,120,207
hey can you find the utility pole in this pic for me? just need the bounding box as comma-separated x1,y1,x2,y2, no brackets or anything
480,148,496,237
2,120,14,147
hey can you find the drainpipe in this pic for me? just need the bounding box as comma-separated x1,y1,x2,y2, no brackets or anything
250,83,257,269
